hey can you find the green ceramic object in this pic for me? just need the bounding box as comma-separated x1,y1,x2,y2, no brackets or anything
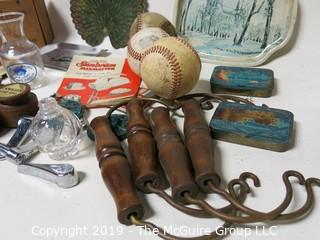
70,0,148,49
110,114,128,141
87,114,128,142
59,99,85,120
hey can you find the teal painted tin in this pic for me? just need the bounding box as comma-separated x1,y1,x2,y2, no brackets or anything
210,66,274,97
210,102,294,152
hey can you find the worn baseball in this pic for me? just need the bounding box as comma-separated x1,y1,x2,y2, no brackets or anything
140,37,201,100
127,27,169,75
129,12,177,38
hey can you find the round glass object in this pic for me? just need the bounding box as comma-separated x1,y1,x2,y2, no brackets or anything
30,97,83,160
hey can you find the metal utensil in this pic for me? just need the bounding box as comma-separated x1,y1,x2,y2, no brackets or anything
0,116,79,188
0,116,33,161
18,163,78,188
0,143,79,188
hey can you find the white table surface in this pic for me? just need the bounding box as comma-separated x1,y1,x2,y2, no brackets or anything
1,0,320,239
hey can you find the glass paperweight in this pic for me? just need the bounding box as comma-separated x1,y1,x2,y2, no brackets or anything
30,97,83,160
0,12,47,89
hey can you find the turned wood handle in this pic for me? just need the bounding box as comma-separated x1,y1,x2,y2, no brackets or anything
181,99,221,192
150,107,198,203
127,99,162,193
90,116,144,225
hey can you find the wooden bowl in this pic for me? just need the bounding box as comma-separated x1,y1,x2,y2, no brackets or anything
0,93,38,128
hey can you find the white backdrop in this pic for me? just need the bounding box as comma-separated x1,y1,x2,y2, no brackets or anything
1,0,320,239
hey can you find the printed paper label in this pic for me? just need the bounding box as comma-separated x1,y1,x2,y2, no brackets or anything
7,63,37,83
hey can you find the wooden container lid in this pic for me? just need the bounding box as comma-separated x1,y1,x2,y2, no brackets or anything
0,83,31,105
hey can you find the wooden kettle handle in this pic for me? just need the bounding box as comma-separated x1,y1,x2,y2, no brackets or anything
127,99,162,193
181,99,221,192
151,107,198,203
90,116,144,225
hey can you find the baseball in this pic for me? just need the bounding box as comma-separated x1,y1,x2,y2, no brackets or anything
129,12,177,38
127,27,169,75
140,37,201,100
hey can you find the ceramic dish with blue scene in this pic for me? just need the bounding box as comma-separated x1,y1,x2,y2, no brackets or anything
175,0,298,66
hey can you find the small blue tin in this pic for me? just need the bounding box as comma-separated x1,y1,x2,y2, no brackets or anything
210,66,274,97
210,102,294,152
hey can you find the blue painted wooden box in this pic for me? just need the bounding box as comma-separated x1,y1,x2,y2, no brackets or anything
210,66,274,97
210,102,294,152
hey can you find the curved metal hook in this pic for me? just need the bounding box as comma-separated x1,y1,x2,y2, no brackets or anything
239,172,261,188
145,183,211,218
105,97,181,119
141,164,251,220
276,177,320,221
215,94,254,105
105,94,254,120
145,181,249,219
184,171,306,223
177,93,254,111
227,179,252,198
225,171,297,218
227,172,262,197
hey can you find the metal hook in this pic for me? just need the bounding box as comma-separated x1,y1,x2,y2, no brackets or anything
227,172,262,199
145,183,210,218
105,94,254,120
227,171,306,221
183,170,305,223
105,97,181,119
276,177,320,221
145,180,249,219
177,93,254,111
239,172,261,188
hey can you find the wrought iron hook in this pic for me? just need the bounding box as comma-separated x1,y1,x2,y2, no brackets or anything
227,171,306,221
145,179,250,219
105,93,254,120
183,171,305,223
105,97,181,119
178,93,254,111
276,177,320,221
226,172,261,198
239,172,261,188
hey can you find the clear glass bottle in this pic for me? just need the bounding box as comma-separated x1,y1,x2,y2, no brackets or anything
0,12,47,89
30,97,83,160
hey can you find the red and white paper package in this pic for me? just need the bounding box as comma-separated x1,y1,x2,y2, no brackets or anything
56,55,141,108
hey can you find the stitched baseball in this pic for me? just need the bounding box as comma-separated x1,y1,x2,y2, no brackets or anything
129,12,177,39
140,37,201,100
127,27,169,75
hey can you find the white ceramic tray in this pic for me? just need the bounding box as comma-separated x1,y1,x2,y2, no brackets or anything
174,0,298,66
